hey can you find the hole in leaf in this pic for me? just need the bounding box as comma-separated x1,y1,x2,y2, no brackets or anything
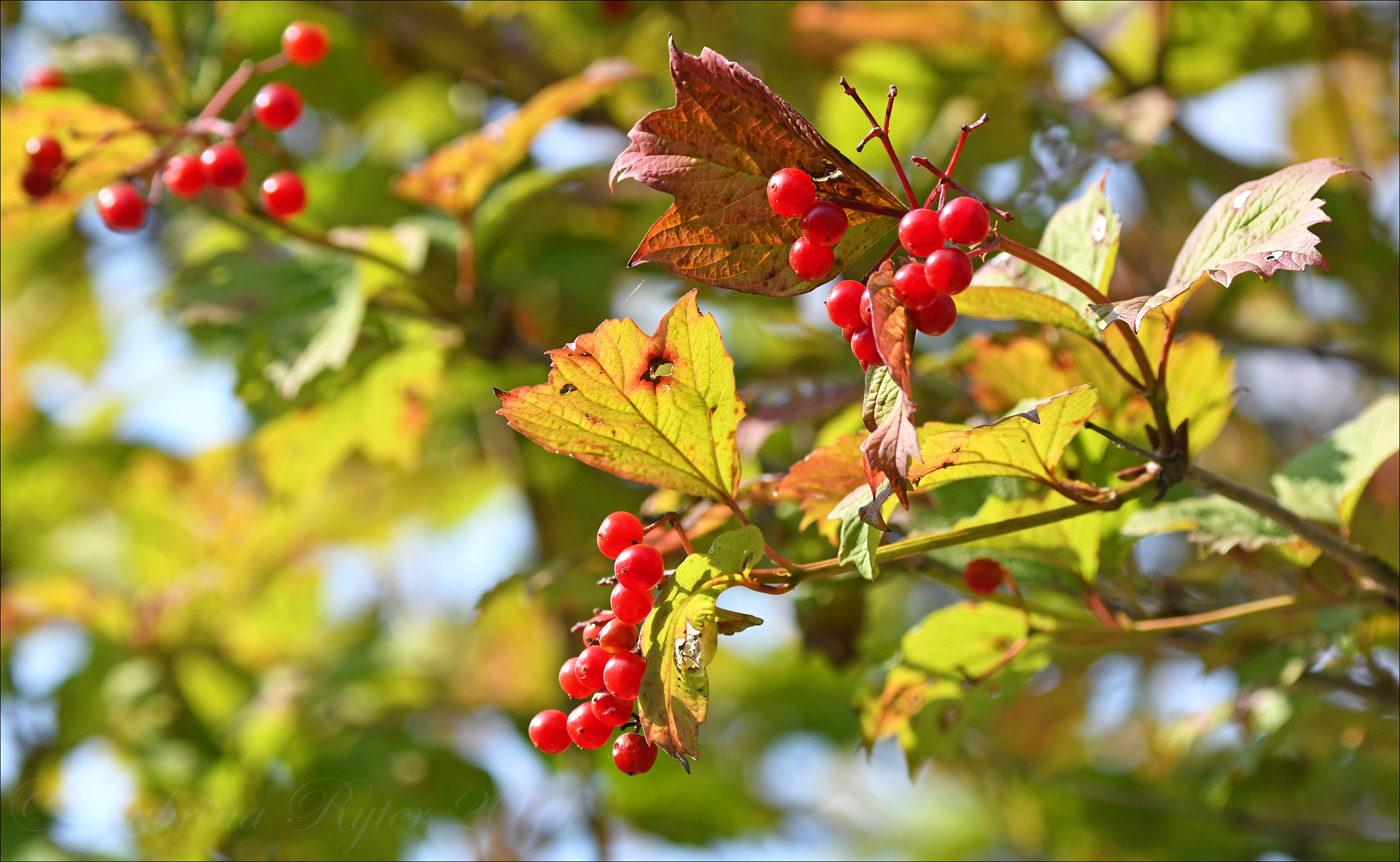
644,356,674,381
1264,251,1284,262
559,383,578,395
1230,189,1253,210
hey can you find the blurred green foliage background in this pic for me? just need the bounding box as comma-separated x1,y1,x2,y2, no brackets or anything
1,1,1397,859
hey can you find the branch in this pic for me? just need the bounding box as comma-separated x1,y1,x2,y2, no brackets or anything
1128,595,1297,632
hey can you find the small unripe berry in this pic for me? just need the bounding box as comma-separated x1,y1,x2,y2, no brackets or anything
789,236,833,282
597,512,644,559
26,136,64,173
96,183,147,232
825,280,865,329
925,247,972,295
566,702,613,750
21,166,54,199
604,652,646,700
850,325,883,366
162,154,206,200
939,196,991,246
615,543,664,591
613,732,658,775
282,21,330,67
199,143,247,189
611,583,653,625
260,170,306,219
898,208,942,256
766,168,815,218
800,200,848,246
893,262,937,310
559,657,595,699
575,645,612,690
964,557,1006,596
597,618,639,654
529,709,571,754
253,82,303,131
910,292,957,336
591,692,633,727
22,64,66,91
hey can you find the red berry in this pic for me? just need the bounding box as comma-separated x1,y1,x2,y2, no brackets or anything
21,167,53,199
825,280,865,329
604,652,646,700
841,324,858,342
22,64,66,91
766,168,815,218
199,143,247,189
859,289,872,325
925,247,972,295
253,82,303,131
96,183,146,232
25,136,63,173
893,263,938,310
591,692,633,727
282,21,330,67
260,170,306,219
567,702,613,750
910,293,957,336
575,645,612,690
597,512,644,559
800,200,848,246
611,584,653,625
939,196,990,246
582,611,615,647
615,544,664,591
850,325,883,366
613,732,658,775
560,657,595,699
529,709,571,754
898,208,943,256
789,237,833,282
598,618,639,654
162,154,205,200
964,557,1006,596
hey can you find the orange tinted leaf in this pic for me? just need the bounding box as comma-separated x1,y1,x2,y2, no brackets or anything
775,431,868,531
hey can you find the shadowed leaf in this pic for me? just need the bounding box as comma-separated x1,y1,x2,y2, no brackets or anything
1272,393,1399,526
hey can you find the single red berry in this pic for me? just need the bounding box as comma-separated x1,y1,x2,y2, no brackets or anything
22,64,66,91
575,645,612,691
597,512,644,559
910,293,957,336
898,208,943,256
939,196,991,246
841,324,858,342
162,154,205,200
893,262,938,310
591,692,633,728
582,611,615,647
604,652,646,700
859,289,872,325
260,170,306,219
282,21,330,67
613,732,658,775
964,557,1006,596
800,200,848,246
850,325,883,367
566,702,613,750
528,709,571,754
925,247,972,295
766,168,816,218
600,0,632,22
253,82,303,131
611,584,653,625
25,136,64,173
199,143,247,189
21,167,53,199
96,183,146,232
789,237,833,282
560,657,595,699
615,544,664,591
598,618,639,654
825,280,865,329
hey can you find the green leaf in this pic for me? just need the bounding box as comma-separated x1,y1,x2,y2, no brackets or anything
901,601,1040,677
1094,159,1363,331
610,40,905,297
837,504,882,580
862,364,903,432
1160,332,1235,454
637,526,765,762
954,285,1096,339
495,290,745,501
910,385,1098,488
948,494,1103,582
1272,393,1399,526
1124,495,1297,555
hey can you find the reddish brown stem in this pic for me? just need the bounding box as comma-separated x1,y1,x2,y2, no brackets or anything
822,196,908,219
913,157,1014,220
961,635,1029,684
643,511,695,556
935,113,988,209
839,78,919,209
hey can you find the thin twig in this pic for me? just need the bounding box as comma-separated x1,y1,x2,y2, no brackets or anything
1129,595,1297,631
912,157,1014,220
643,512,695,556
839,77,919,209
932,113,988,210
821,196,908,219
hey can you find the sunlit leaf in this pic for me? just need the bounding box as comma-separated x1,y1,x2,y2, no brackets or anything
609,39,905,296
955,285,1096,339
945,494,1103,582
495,290,744,501
1272,393,1399,526
773,431,867,534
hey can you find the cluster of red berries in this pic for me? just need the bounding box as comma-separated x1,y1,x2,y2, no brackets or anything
766,168,850,283
528,511,662,776
19,22,329,234
825,195,990,367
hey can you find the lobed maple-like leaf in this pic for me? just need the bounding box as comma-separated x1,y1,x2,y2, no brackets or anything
774,431,868,533
1096,158,1363,331
609,39,905,296
495,290,744,501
